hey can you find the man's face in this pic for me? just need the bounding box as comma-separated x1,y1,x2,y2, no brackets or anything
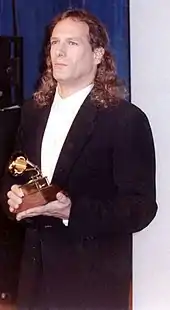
50,18,101,86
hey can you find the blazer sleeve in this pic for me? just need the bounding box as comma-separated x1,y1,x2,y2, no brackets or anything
0,101,32,217
0,108,21,180
69,107,158,236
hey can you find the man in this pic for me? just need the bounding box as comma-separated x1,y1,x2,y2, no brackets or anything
5,9,157,310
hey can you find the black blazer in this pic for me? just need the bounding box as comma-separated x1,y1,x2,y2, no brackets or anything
2,96,158,309
0,108,20,180
0,107,24,300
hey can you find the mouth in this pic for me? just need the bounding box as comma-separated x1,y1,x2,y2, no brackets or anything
54,63,67,67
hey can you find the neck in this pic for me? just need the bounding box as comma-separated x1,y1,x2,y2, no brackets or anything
57,80,93,98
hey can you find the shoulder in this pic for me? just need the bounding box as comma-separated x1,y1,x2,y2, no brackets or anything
107,99,148,119
21,98,41,114
95,99,154,143
20,98,50,122
99,99,151,128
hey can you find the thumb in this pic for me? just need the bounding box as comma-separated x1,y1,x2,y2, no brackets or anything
56,192,65,202
56,191,67,203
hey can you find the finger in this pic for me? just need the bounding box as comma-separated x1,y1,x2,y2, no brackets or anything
16,212,32,221
16,205,44,221
16,214,23,221
7,198,20,210
56,192,69,203
7,192,22,206
11,184,24,198
16,210,36,221
9,206,15,213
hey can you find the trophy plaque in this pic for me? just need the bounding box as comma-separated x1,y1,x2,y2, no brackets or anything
8,154,61,213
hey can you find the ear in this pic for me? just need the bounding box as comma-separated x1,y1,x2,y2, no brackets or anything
93,47,105,65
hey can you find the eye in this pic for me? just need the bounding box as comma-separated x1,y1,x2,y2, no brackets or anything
68,41,78,46
50,40,59,46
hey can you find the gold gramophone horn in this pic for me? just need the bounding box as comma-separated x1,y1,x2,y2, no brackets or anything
8,153,41,177
9,155,27,176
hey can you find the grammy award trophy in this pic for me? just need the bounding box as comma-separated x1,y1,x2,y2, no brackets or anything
8,153,60,213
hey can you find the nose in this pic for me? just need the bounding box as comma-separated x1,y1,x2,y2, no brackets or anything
55,42,67,57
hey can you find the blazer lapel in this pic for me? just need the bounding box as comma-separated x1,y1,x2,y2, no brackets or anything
52,97,99,187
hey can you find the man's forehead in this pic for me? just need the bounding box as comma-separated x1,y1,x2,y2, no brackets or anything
52,18,89,37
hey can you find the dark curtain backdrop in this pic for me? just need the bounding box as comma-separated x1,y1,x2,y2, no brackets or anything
0,0,129,100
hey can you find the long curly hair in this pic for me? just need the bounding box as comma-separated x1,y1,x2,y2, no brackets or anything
34,9,127,107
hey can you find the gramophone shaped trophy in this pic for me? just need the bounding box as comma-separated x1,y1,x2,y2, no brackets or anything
8,153,60,213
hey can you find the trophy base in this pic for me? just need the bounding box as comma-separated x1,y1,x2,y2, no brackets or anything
16,183,61,213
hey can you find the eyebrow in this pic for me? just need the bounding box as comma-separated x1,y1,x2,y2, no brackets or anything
50,36,82,41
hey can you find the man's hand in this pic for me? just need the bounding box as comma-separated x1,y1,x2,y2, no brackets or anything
7,185,71,221
7,184,24,213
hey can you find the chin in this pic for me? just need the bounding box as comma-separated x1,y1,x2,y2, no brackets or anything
54,75,65,81
54,75,71,84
